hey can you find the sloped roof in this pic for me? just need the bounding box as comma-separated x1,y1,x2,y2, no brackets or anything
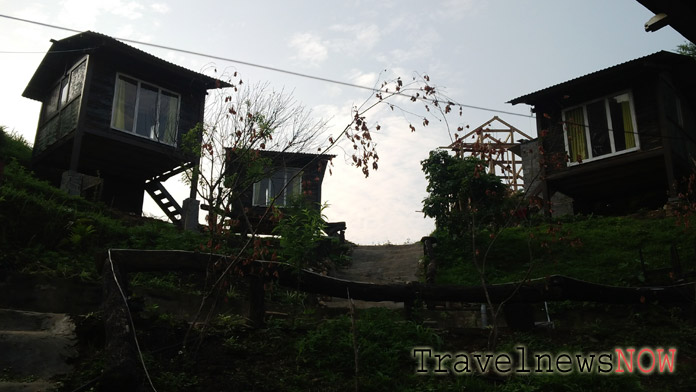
227,148,335,161
637,0,696,43
23,31,231,100
507,51,695,106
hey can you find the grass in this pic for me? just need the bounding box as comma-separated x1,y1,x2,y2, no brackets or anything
435,213,696,286
0,126,31,167
0,130,210,283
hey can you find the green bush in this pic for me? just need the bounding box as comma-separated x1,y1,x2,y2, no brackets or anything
273,197,326,270
421,150,511,240
296,308,442,391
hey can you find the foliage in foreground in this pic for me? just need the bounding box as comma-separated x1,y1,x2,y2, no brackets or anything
296,308,442,391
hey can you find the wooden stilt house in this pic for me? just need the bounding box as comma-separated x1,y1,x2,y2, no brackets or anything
22,31,230,226
508,51,696,214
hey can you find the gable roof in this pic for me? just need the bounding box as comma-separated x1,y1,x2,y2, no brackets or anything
507,51,695,106
23,31,231,101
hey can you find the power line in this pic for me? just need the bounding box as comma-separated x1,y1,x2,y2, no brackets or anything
0,13,535,120
0,48,98,54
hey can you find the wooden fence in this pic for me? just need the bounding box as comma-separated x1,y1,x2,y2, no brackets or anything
99,247,696,384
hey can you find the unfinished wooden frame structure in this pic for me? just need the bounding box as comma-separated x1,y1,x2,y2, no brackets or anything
446,116,533,191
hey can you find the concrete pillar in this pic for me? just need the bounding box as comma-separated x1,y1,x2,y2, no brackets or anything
181,198,200,232
60,170,82,196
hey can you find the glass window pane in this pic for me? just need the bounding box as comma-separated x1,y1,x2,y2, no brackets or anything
253,179,270,206
59,78,69,107
136,84,158,139
271,170,286,205
285,168,302,201
608,96,636,151
586,100,611,157
68,61,86,101
112,76,137,131
158,91,178,145
565,107,587,162
44,84,60,120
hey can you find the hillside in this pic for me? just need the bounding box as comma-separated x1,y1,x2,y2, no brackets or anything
2,129,696,391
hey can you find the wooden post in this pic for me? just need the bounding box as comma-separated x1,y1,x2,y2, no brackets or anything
421,237,437,285
671,244,683,279
404,299,414,320
101,258,142,391
639,247,647,279
248,275,265,327
421,237,437,310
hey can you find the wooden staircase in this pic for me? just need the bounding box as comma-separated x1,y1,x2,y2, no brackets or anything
145,180,183,225
144,163,194,226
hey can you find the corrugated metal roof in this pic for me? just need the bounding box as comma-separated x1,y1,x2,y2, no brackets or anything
507,51,692,106
23,30,231,100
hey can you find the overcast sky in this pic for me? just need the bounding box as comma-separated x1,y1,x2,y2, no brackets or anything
0,0,687,244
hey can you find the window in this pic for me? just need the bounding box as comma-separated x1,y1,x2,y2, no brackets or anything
36,58,87,153
42,59,86,123
111,74,180,146
252,168,302,207
562,92,638,164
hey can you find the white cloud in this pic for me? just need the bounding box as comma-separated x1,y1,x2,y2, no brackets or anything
115,24,135,38
110,1,145,20
329,23,381,53
431,0,477,21
378,27,441,65
54,0,146,31
151,2,171,14
289,32,328,67
349,70,379,89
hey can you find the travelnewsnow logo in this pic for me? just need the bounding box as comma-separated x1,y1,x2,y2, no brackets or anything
412,346,677,375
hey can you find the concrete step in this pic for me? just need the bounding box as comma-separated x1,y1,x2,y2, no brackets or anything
0,381,56,392
0,309,74,334
0,309,77,381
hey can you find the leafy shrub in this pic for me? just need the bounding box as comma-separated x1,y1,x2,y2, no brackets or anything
296,308,442,391
273,197,326,270
421,150,511,240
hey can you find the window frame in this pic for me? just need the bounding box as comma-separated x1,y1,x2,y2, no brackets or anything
41,56,88,126
110,73,181,146
252,167,303,207
561,90,640,166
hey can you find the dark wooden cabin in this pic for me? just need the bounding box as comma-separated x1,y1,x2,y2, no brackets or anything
22,31,229,224
508,51,696,214
223,149,336,234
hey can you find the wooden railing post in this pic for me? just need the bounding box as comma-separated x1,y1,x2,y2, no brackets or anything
420,236,437,285
248,275,265,327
